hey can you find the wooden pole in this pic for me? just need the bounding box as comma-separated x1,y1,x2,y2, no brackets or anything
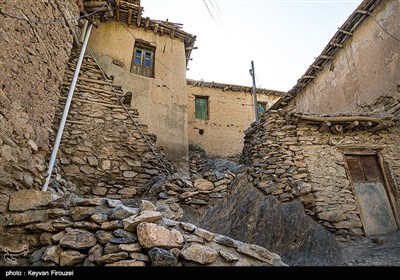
250,61,258,121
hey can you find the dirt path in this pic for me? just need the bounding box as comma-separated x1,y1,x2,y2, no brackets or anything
338,230,400,266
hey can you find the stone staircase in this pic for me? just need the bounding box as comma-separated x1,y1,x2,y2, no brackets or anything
52,47,173,198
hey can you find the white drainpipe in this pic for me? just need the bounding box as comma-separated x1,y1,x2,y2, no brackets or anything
42,24,93,191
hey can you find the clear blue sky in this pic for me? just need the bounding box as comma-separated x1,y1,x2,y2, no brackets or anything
142,0,362,92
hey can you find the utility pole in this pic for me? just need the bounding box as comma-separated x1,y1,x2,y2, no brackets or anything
249,61,258,121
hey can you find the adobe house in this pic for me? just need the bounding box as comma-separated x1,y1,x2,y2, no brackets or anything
243,0,400,237
187,79,283,158
86,0,196,173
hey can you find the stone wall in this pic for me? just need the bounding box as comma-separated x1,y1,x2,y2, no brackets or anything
0,190,285,266
242,109,400,236
54,48,173,198
242,110,313,210
88,21,190,173
0,0,79,195
187,80,282,158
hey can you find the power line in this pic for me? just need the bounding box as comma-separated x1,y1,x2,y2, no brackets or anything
0,3,108,25
213,0,223,18
87,48,171,174
366,11,400,44
208,0,222,22
203,0,218,24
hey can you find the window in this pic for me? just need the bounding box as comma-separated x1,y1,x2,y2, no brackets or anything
257,102,268,119
195,96,209,120
130,40,155,78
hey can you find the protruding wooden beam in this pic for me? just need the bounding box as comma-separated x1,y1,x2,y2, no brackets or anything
301,75,316,79
387,102,400,114
355,9,368,15
338,29,353,36
330,42,344,48
373,120,395,132
127,9,132,25
331,124,343,135
318,121,331,133
144,17,150,29
319,55,334,60
344,121,359,132
311,64,323,70
136,8,142,26
372,122,387,132
185,46,198,50
297,115,385,124
116,8,120,21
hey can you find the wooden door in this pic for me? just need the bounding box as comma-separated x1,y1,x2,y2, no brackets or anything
346,155,398,236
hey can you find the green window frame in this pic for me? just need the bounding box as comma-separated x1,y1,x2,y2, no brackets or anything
195,96,209,120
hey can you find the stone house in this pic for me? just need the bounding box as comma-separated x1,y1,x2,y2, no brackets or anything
243,0,400,237
187,79,283,158
86,0,196,173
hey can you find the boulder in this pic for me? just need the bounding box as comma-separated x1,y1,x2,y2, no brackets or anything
181,173,343,266
148,247,178,266
137,223,184,249
59,229,97,250
122,211,162,232
194,179,214,191
60,250,87,266
180,244,217,264
9,190,54,211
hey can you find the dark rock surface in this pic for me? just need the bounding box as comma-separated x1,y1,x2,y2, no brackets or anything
181,173,342,266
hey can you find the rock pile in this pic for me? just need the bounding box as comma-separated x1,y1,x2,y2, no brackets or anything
54,48,173,198
1,190,286,267
188,151,205,175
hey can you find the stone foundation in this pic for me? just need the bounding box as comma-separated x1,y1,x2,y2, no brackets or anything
242,109,400,236
0,190,285,267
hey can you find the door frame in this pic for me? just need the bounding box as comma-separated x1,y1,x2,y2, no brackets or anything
343,150,400,232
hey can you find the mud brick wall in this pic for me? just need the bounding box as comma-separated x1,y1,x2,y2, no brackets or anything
0,0,80,200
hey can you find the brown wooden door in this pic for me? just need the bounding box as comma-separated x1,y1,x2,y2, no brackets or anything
346,155,397,236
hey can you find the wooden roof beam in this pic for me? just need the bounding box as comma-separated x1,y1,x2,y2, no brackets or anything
127,9,132,25
330,42,344,48
338,29,353,36
311,64,323,70
319,55,334,60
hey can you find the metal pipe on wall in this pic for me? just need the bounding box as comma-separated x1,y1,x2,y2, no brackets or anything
42,24,93,191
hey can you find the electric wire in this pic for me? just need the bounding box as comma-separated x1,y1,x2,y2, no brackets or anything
0,3,108,25
87,48,171,174
366,11,400,44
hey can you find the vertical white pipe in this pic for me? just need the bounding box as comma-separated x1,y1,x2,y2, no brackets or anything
42,24,93,191
251,61,258,121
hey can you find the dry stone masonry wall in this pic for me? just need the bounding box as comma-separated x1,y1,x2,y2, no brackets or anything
0,190,286,267
0,0,79,198
242,110,313,211
242,109,400,236
54,48,173,198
